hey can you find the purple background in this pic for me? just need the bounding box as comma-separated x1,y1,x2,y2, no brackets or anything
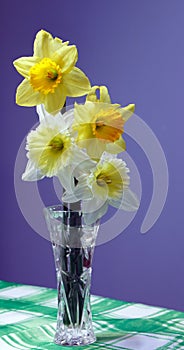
1,0,184,311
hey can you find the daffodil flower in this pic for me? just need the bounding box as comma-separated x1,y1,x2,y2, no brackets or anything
22,110,94,180
62,153,139,224
13,30,91,115
73,101,135,159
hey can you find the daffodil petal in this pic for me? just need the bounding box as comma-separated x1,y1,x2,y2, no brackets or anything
80,139,106,159
43,85,66,115
83,202,108,225
34,30,54,58
57,167,74,192
62,191,79,203
53,45,78,74
41,112,67,132
13,57,40,78
51,37,69,53
106,137,126,154
63,67,91,97
58,154,92,190
110,188,139,211
61,148,96,179
62,108,74,128
121,104,135,122
36,104,63,122
72,175,93,200
82,196,107,214
22,159,44,181
74,102,95,123
53,37,69,50
70,148,96,174
75,159,96,176
76,101,119,117
58,150,95,191
16,79,42,106
92,181,109,201
73,184,93,201
100,152,117,161
86,86,101,102
99,86,111,103
36,104,51,122
86,85,111,103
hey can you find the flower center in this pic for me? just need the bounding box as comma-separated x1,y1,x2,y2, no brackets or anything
92,108,124,142
48,135,64,153
29,58,62,94
94,162,124,198
96,173,112,186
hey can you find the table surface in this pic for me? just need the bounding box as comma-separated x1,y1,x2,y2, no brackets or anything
0,281,184,349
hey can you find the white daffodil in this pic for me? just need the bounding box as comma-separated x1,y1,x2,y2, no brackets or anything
62,153,139,224
22,115,72,179
22,110,87,181
22,109,95,182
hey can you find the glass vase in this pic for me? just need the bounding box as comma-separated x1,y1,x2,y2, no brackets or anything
44,205,99,346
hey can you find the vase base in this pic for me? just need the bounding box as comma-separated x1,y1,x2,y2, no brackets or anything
54,330,96,346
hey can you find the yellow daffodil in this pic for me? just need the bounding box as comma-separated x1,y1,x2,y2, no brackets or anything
13,30,91,115
73,101,135,159
62,153,139,224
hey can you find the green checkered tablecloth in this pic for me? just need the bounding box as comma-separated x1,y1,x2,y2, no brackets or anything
0,281,184,349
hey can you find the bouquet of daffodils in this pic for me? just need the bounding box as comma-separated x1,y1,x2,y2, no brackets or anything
13,29,139,224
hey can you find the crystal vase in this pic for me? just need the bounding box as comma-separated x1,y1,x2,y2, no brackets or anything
44,205,99,346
